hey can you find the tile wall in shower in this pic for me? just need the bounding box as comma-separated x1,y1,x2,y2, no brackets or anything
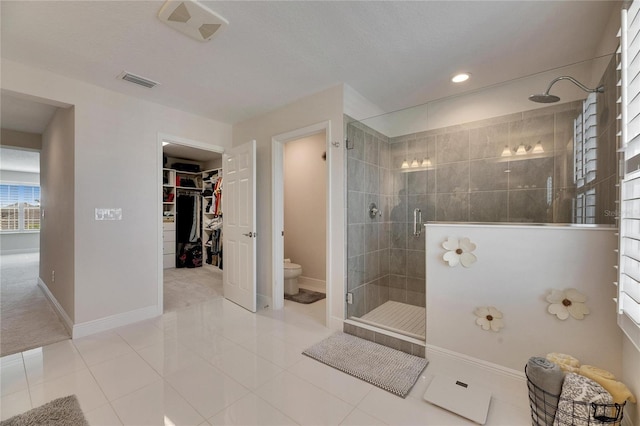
389,54,617,226
346,118,426,315
346,54,618,319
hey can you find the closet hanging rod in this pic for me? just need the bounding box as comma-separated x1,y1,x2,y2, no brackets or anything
176,188,202,193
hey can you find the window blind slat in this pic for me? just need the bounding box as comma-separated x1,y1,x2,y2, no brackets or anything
621,293,640,324
622,273,640,304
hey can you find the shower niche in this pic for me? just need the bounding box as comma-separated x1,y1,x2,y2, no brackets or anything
344,53,618,355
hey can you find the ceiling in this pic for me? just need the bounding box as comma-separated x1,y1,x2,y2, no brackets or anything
1,1,619,125
163,143,221,163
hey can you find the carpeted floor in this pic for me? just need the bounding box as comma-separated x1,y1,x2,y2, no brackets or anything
163,264,223,312
0,395,88,426
0,253,70,357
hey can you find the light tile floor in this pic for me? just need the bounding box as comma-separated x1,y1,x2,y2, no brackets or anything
0,297,532,425
163,265,223,313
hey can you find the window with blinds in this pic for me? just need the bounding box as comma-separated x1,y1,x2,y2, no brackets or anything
619,1,640,349
0,184,41,232
573,93,598,224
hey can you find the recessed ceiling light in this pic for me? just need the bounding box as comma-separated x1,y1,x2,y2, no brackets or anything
451,73,471,83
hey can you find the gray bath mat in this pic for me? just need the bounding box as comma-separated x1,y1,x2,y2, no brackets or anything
1,395,88,426
303,332,428,397
284,288,326,304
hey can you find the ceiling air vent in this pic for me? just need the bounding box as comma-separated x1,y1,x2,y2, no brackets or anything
118,71,159,89
158,0,228,42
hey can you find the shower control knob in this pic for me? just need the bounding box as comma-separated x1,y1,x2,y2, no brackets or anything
369,203,381,219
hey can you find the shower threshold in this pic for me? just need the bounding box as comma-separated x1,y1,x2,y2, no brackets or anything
352,301,425,341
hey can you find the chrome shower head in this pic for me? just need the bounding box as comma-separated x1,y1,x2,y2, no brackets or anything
529,93,561,103
529,75,604,104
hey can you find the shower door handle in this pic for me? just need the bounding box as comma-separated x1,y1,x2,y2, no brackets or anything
413,208,422,237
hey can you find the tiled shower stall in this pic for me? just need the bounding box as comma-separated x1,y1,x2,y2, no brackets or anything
344,54,618,354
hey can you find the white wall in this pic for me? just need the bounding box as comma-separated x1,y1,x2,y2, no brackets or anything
233,85,344,328
343,84,386,121
0,234,39,254
40,106,75,320
622,336,640,425
426,224,622,376
1,128,42,151
284,133,326,281
3,59,232,331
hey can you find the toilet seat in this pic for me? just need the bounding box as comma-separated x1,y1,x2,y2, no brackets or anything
284,262,301,270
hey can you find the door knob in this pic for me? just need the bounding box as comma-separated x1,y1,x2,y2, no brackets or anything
242,232,254,238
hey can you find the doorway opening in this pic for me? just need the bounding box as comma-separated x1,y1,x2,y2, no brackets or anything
1,92,71,355
157,133,225,313
272,122,331,326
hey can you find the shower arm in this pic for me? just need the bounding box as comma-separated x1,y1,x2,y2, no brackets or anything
543,76,604,96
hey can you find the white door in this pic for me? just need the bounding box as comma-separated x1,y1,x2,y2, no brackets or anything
223,140,257,312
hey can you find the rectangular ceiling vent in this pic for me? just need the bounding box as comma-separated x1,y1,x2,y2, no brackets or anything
118,71,160,89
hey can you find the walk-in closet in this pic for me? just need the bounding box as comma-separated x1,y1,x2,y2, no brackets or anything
162,143,223,312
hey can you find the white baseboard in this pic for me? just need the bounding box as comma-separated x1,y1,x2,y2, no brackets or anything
38,278,161,339
425,343,526,382
72,305,159,339
37,278,73,335
298,276,326,293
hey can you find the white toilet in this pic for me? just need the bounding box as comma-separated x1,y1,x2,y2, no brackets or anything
283,258,303,295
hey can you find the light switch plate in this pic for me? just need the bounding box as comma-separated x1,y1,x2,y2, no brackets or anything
95,208,123,221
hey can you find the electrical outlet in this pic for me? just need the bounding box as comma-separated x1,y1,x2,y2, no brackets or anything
346,292,353,304
51,270,55,283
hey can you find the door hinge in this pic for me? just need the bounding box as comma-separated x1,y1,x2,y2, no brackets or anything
346,292,353,304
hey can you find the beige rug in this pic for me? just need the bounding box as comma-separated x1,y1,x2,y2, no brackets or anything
303,332,428,397
1,253,70,357
0,395,88,426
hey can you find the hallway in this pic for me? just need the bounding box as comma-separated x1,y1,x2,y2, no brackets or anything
0,252,69,357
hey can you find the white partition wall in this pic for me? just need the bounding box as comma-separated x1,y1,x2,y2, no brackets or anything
426,224,622,376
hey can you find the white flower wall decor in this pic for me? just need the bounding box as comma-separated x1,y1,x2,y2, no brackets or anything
546,288,590,320
442,237,477,267
474,306,504,332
